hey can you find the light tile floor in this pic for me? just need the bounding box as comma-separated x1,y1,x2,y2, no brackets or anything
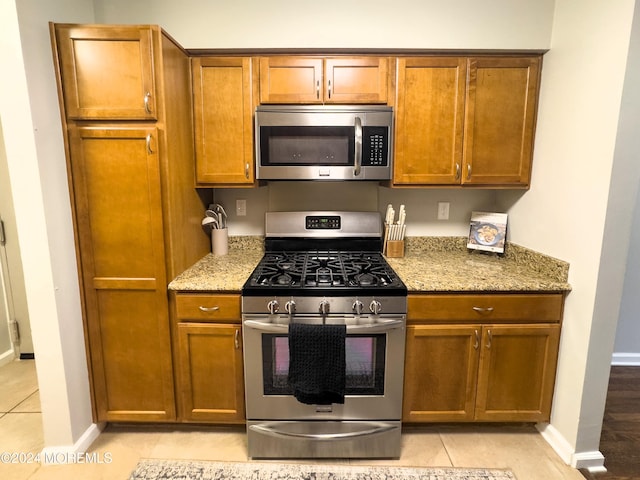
0,360,586,480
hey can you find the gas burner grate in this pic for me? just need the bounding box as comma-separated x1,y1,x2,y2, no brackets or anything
244,250,405,295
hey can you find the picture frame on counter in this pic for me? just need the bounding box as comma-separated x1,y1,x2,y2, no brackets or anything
467,211,508,254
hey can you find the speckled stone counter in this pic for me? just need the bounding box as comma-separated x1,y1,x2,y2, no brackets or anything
385,237,571,292
168,236,571,293
168,236,264,291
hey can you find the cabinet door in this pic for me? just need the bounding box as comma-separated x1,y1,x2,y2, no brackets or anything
475,324,560,422
403,325,479,422
54,25,157,120
177,323,245,423
324,57,389,104
259,56,389,104
393,57,466,185
192,57,255,185
69,126,175,421
462,57,541,186
259,57,324,104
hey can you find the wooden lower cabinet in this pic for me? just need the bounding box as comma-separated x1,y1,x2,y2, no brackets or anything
403,294,563,423
174,293,245,423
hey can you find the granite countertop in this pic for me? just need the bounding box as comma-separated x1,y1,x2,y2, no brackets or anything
168,236,571,293
386,237,571,292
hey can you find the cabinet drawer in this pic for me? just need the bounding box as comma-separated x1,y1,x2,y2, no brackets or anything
175,294,240,322
408,293,563,323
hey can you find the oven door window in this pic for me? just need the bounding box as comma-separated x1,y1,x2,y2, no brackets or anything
259,126,355,166
262,334,386,396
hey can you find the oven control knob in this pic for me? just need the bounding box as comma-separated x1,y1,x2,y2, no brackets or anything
369,300,382,315
267,300,280,314
352,300,364,315
285,300,296,315
319,300,330,315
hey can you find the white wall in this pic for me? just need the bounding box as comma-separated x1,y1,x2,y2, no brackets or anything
613,6,640,364
95,0,555,49
214,183,498,237
497,0,638,468
1,0,97,452
615,188,640,363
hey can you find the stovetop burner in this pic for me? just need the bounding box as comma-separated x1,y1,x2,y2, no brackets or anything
243,250,406,296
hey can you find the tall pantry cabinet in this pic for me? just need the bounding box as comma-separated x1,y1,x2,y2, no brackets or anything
50,24,209,422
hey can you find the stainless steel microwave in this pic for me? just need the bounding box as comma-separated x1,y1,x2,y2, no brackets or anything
255,105,393,181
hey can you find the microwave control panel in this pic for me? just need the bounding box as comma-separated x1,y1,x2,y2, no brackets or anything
362,126,389,166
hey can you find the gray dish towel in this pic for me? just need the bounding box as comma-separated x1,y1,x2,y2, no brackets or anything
287,323,346,405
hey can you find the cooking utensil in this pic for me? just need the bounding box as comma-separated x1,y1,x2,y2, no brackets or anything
201,216,217,234
213,204,227,228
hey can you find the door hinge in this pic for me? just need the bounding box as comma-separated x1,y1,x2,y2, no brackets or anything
9,318,20,345
0,219,6,246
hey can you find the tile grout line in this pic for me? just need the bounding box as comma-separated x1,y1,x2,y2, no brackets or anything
439,430,455,467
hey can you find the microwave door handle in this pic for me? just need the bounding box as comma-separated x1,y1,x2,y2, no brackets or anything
354,116,362,176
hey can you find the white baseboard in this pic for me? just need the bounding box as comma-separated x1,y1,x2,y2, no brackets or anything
611,352,640,366
0,349,15,367
573,451,607,473
535,423,605,471
40,422,105,465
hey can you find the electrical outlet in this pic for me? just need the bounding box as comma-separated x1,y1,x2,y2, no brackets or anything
437,202,450,220
236,199,247,216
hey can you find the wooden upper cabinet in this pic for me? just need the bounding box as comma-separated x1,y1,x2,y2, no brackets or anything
394,57,466,185
393,55,541,188
192,57,255,186
259,56,389,104
54,25,158,120
462,57,541,187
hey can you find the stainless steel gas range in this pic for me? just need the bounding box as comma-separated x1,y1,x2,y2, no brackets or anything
242,211,407,459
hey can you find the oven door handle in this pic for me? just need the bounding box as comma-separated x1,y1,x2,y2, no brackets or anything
249,421,397,441
243,318,404,333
